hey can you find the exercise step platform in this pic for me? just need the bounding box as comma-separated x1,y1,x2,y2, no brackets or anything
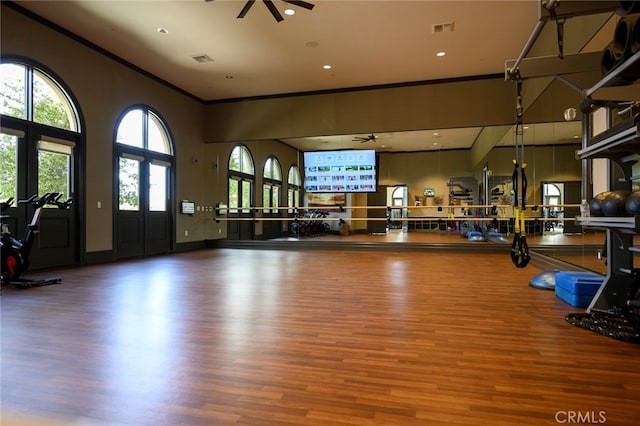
554,271,604,308
566,311,640,344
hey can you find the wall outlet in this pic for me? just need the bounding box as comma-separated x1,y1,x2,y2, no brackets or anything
184,230,188,237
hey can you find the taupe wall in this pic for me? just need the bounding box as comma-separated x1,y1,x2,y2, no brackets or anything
203,78,517,143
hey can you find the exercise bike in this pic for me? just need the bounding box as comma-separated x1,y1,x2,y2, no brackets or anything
1,192,73,289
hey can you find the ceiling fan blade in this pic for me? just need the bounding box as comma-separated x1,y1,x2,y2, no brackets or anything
237,0,256,18
282,0,315,10
263,0,284,22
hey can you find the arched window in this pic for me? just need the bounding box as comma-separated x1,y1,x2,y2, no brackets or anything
0,59,81,270
287,165,302,213
1,62,80,132
114,106,174,258
228,145,254,214
263,156,282,213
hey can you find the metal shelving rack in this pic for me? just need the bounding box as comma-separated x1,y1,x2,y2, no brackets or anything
576,52,640,313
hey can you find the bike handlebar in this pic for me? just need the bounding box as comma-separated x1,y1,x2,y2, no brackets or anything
17,193,73,210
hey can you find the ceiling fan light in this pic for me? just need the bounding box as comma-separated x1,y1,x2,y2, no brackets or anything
284,8,295,15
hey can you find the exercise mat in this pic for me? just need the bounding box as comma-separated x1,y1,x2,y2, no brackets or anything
566,311,640,344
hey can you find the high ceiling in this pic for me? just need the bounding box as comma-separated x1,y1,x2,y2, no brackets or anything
11,0,615,151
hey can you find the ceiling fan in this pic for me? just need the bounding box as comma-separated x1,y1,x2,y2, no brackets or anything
205,0,315,23
353,134,378,143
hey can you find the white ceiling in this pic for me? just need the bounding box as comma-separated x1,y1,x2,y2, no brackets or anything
11,0,611,152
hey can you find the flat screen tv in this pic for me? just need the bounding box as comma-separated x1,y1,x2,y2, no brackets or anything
303,149,377,193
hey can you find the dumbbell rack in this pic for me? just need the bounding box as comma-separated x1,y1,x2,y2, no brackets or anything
575,50,640,315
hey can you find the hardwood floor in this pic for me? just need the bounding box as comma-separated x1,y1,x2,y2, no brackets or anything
2,247,639,425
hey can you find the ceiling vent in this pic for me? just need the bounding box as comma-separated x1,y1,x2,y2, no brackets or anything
191,54,214,63
432,21,455,33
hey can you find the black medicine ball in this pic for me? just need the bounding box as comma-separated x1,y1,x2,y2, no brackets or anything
589,192,610,217
602,190,632,217
626,191,640,215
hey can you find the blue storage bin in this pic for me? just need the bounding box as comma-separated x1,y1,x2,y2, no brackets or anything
554,271,604,308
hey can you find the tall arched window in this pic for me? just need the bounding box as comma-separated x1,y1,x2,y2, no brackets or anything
263,156,282,213
228,144,254,214
114,106,174,258
0,59,81,270
287,165,302,213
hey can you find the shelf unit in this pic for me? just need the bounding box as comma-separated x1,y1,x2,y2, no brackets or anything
577,51,640,314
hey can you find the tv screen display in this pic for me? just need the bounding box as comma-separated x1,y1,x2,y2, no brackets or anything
303,149,377,193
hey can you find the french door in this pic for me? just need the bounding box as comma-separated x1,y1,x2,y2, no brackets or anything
115,151,173,258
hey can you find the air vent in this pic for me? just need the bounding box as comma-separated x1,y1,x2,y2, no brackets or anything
191,54,214,63
432,21,455,33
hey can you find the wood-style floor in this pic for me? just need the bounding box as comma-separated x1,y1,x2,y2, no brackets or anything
2,246,639,425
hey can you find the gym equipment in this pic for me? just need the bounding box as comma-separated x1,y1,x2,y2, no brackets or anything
554,271,605,308
1,192,73,289
466,231,484,242
529,269,560,290
289,209,330,238
566,311,640,344
510,77,530,268
601,189,632,216
626,190,640,215
588,191,610,217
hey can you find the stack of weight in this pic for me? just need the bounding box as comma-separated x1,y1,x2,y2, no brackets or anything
589,190,640,217
601,1,640,83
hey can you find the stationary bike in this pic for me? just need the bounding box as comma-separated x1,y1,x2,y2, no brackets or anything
1,192,73,289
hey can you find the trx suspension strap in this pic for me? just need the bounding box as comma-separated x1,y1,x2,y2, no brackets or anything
511,77,530,268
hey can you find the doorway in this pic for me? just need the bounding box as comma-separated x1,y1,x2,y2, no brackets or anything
388,185,408,231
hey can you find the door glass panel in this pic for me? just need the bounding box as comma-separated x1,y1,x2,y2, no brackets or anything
0,133,18,206
229,178,239,213
119,157,140,211
116,110,144,148
0,133,18,204
288,189,294,213
149,163,167,212
263,184,270,213
38,140,72,203
0,63,26,119
241,180,251,213
272,187,279,213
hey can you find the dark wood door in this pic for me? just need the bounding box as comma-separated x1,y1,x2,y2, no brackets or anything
367,185,388,234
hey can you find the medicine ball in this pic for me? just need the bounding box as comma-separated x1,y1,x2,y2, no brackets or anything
626,191,640,215
602,190,632,217
589,192,610,217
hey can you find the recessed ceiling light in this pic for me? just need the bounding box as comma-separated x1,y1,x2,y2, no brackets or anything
284,8,295,16
323,64,332,70
157,27,169,34
436,51,446,57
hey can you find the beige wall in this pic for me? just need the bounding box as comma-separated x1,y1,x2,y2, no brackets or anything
203,78,517,143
